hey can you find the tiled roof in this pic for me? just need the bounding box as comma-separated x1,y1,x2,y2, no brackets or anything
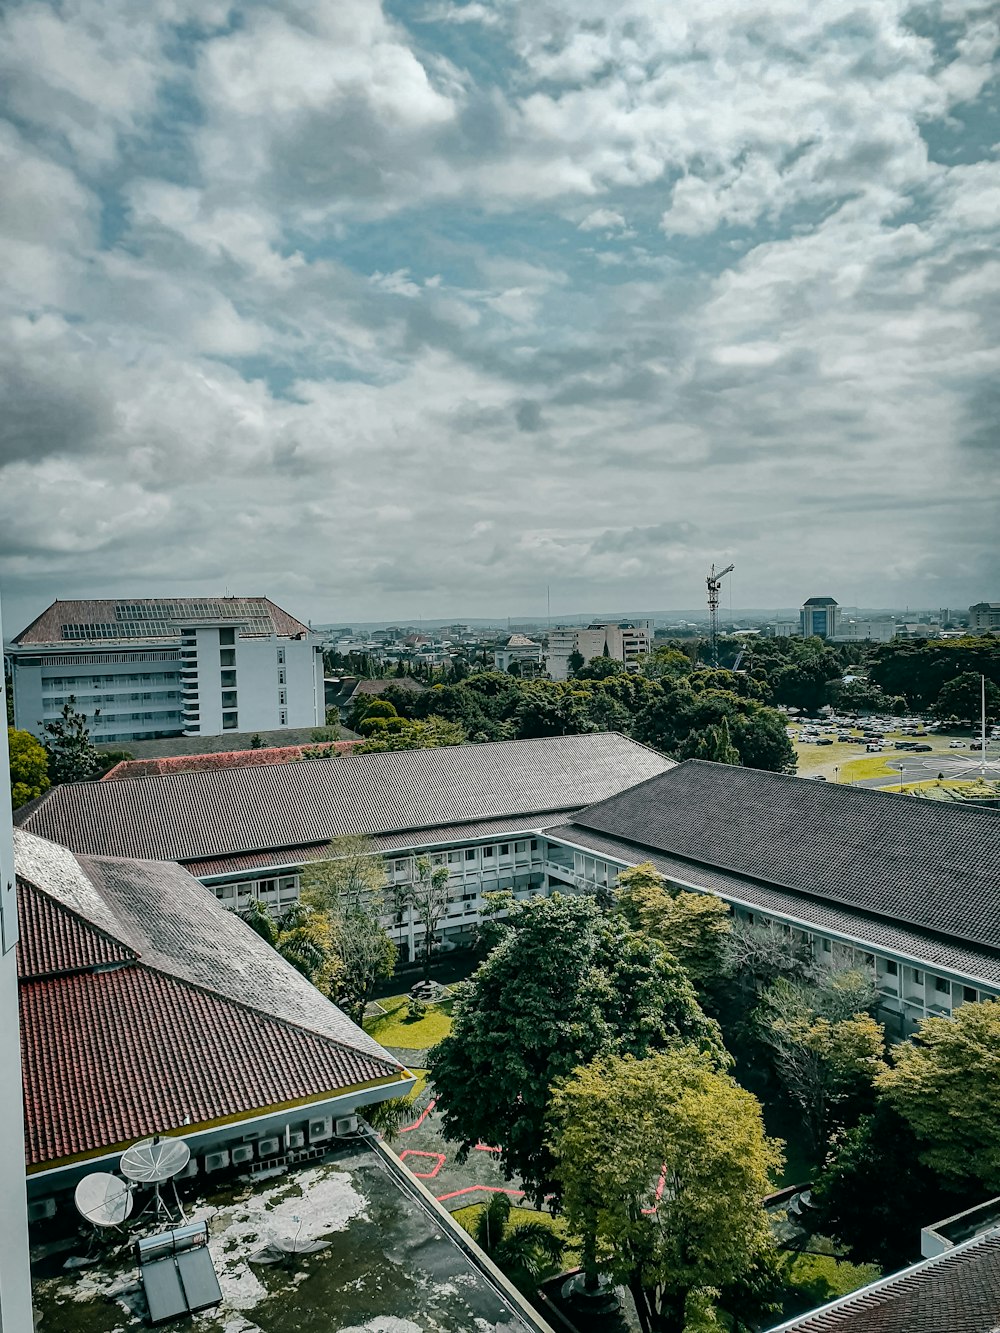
12,596,310,644
768,1229,1000,1332
14,831,403,1166
16,734,672,863
101,743,361,781
548,824,1000,988
573,761,1000,955
351,677,428,696
187,814,576,879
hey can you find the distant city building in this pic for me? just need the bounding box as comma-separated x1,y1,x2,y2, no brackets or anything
7,597,323,744
832,618,896,643
970,603,1000,633
800,597,840,638
765,619,799,638
547,620,653,681
494,633,544,676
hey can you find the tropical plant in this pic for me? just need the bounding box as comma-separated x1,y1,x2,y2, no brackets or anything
469,1194,564,1293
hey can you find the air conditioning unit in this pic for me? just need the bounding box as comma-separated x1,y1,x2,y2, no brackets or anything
27,1198,56,1223
257,1136,282,1158
335,1115,360,1137
308,1116,332,1143
176,1159,199,1180
203,1150,230,1174
286,1131,305,1151
230,1145,254,1166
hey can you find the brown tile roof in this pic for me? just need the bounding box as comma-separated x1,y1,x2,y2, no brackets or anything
770,1229,1000,1332
351,677,429,696
101,743,361,780
12,596,311,644
13,831,403,1168
16,734,672,863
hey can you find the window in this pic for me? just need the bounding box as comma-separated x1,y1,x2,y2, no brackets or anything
395,861,406,872
448,852,461,863
499,844,510,855
822,939,831,952
221,690,237,708
909,968,924,985
278,689,287,705
279,709,287,725
934,977,951,995
220,648,236,667
483,846,494,859
884,960,899,976
465,849,476,861
219,628,236,646
530,840,538,851
515,841,526,853
964,986,979,1002
222,711,238,729
278,668,286,685
277,648,286,665
221,669,237,687
258,879,277,901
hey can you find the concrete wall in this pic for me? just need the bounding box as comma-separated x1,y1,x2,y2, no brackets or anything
0,604,36,1328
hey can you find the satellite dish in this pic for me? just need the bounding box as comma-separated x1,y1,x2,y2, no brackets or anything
120,1136,191,1184
74,1172,133,1228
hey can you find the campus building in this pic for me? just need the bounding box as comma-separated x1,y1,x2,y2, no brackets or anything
7,597,323,744
800,596,840,638
970,602,1000,633
493,633,544,676
546,620,654,680
15,741,1000,1034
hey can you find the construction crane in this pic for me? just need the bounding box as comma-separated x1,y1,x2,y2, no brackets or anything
706,562,734,667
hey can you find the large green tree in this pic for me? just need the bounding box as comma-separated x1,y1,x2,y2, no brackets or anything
393,856,451,979
8,727,50,808
878,1000,1000,1190
615,863,732,997
868,636,1000,710
934,672,1000,723
42,698,103,784
428,895,724,1203
548,1050,783,1333
634,685,795,773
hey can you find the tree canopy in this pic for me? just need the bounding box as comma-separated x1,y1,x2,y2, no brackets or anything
615,862,732,997
8,727,50,808
548,1049,783,1333
42,698,104,784
428,894,724,1203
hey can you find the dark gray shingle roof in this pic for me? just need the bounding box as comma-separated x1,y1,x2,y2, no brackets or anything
16,734,671,863
572,761,1000,954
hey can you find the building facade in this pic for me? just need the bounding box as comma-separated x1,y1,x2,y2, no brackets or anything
493,633,544,676
832,618,896,642
7,597,323,744
970,602,1000,633
546,620,654,680
800,597,840,638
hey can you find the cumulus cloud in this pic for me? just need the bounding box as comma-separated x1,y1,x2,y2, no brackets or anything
0,0,997,631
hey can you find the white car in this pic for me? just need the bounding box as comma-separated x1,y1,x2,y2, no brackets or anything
948,740,965,748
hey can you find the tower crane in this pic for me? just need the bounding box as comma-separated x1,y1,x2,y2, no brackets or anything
706,562,734,667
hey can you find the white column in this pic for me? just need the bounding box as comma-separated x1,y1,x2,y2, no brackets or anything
0,599,35,1328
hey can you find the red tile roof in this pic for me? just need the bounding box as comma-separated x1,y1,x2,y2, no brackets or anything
101,743,361,781
13,831,404,1169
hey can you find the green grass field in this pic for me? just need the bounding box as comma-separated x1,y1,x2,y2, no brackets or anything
363,995,454,1048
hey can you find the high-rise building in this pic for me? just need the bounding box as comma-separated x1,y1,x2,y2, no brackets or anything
969,603,1000,633
7,597,324,744
547,621,653,681
800,597,840,639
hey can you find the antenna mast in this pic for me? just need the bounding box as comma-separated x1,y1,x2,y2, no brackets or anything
706,562,735,667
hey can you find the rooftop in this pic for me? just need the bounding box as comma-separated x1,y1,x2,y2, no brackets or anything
15,733,673,865
11,596,311,645
101,742,361,781
803,597,838,607
31,1139,552,1332
571,761,1000,956
14,830,402,1169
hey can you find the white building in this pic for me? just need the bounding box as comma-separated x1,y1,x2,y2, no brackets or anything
7,597,324,744
494,633,544,676
547,620,653,680
832,618,896,643
800,597,840,638
970,603,1000,633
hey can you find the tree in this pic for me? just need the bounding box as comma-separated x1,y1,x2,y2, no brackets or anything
615,863,731,996
934,672,1000,723
42,697,103,783
878,1000,1000,1190
634,685,795,773
567,648,585,676
548,1050,783,1333
394,856,451,980
467,1194,564,1294
238,901,346,995
756,979,886,1155
429,895,724,1204
642,645,693,682
575,656,627,681
688,716,741,765
300,836,397,1021
8,728,50,808
812,1102,981,1271
355,714,466,751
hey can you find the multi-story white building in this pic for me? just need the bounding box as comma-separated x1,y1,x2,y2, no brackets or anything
546,620,654,680
800,597,840,638
970,602,1000,633
494,633,544,676
7,597,324,744
832,618,896,643
16,742,1000,1042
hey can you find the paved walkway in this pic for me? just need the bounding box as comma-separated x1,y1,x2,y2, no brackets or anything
386,1046,433,1067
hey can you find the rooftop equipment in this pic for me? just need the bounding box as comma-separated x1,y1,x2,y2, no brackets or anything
120,1135,190,1226
136,1221,222,1324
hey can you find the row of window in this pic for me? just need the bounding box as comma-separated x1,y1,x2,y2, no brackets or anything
212,876,299,906
42,672,178,688
43,692,180,707
392,841,540,874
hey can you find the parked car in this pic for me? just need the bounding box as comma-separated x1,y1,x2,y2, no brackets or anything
949,740,965,748
913,744,933,752
866,742,883,752
816,738,834,746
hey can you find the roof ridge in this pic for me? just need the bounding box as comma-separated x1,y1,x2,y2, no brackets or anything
15,877,140,971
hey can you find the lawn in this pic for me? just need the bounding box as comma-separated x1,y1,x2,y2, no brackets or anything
837,753,901,782
364,995,454,1048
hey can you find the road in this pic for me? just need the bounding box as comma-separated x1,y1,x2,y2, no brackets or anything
856,753,1000,788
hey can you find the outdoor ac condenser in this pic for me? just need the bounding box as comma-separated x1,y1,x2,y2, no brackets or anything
230,1145,254,1166
308,1116,332,1142
256,1136,282,1158
335,1115,359,1137
203,1151,230,1174
286,1131,306,1150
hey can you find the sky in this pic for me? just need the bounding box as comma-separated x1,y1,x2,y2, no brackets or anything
1,0,999,634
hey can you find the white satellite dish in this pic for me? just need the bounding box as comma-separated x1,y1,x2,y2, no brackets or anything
120,1135,191,1224
74,1172,133,1228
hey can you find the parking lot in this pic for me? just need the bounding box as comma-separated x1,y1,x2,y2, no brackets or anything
788,713,999,785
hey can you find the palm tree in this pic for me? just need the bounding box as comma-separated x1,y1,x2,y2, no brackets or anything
471,1194,565,1293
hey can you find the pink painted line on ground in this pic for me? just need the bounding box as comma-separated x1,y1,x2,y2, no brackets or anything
474,1143,501,1152
435,1184,526,1203
399,1150,447,1179
400,1098,437,1132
